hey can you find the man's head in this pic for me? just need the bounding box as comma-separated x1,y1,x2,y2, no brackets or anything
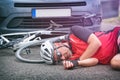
40,40,72,64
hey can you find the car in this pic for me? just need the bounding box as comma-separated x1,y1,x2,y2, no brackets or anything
0,0,106,34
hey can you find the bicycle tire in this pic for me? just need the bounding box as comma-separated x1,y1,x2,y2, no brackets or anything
15,40,45,63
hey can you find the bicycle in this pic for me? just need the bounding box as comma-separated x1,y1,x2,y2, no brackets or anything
0,30,69,63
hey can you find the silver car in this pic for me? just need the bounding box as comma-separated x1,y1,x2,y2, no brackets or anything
0,0,118,33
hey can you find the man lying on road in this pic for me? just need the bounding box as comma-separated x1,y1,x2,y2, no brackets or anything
40,25,120,70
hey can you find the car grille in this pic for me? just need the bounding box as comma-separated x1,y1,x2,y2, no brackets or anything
7,16,93,29
14,2,86,7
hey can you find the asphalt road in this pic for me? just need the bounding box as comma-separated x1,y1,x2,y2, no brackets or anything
0,17,120,80
0,48,120,80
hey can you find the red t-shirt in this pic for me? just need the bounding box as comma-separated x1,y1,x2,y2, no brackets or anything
69,27,120,64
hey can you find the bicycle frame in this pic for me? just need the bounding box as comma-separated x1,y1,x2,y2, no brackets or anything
0,30,69,50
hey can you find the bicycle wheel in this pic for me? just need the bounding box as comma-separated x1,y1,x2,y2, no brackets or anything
15,40,45,63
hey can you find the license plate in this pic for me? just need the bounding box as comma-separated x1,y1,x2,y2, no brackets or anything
32,8,71,18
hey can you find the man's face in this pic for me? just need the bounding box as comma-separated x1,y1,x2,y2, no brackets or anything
53,42,72,62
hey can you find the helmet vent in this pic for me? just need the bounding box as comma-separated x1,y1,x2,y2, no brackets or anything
45,48,49,53
42,44,45,47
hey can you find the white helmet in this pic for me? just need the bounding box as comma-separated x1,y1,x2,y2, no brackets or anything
40,35,69,64
40,40,55,64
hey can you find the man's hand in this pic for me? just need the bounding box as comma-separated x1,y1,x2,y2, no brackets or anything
62,60,78,70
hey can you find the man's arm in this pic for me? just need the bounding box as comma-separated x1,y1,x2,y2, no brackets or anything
63,58,98,69
78,58,98,67
79,33,102,60
71,26,101,60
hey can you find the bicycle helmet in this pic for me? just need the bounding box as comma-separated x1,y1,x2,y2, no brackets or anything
40,35,69,64
40,40,55,64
